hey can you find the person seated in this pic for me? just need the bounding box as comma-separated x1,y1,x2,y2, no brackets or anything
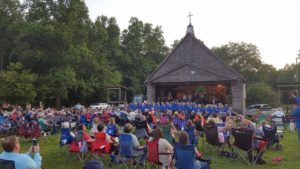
90,117,99,138
256,120,271,137
148,127,173,169
178,131,207,169
37,115,51,135
184,120,197,145
207,113,220,124
216,116,231,144
134,113,149,139
76,123,94,143
0,136,42,169
120,123,147,166
101,111,110,125
105,118,119,137
239,118,267,164
236,115,256,131
92,123,118,163
160,112,168,125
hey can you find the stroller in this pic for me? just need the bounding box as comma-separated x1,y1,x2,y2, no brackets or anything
272,115,284,138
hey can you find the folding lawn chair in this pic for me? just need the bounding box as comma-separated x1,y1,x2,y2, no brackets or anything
117,133,144,169
60,128,74,152
174,143,211,169
203,125,224,155
17,121,29,140
0,159,15,169
184,126,198,145
146,139,172,169
90,132,115,166
231,128,266,165
262,126,281,150
69,140,90,162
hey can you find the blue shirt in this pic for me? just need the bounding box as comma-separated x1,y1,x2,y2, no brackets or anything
0,151,42,169
293,106,300,129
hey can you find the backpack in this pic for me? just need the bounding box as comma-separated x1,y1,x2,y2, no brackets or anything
106,124,117,137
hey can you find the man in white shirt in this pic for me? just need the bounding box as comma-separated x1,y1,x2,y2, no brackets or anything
272,108,285,123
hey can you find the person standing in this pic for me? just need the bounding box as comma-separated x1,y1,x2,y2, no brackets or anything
290,92,300,146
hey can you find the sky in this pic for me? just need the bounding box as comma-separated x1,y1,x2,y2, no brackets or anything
84,0,300,69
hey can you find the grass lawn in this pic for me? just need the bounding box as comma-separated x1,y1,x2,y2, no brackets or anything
1,131,300,169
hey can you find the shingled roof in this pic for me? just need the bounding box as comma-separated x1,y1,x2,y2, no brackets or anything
145,25,246,84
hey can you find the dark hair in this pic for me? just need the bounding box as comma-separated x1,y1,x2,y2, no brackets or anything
221,115,226,122
77,123,83,131
207,120,216,127
97,123,105,132
178,131,189,145
1,136,18,152
213,113,218,118
123,123,133,133
151,127,163,140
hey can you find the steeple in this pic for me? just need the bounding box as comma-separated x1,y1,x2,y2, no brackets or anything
186,12,194,36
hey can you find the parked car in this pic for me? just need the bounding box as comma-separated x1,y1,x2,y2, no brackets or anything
246,104,272,117
89,103,109,109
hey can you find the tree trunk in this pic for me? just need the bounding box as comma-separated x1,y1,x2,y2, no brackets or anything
55,95,61,109
0,53,4,70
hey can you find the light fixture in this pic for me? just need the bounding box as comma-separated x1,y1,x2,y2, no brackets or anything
190,70,196,75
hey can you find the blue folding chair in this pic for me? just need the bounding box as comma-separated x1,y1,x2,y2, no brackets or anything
60,128,74,147
174,143,211,169
0,159,15,169
184,126,198,145
117,134,140,169
174,143,195,169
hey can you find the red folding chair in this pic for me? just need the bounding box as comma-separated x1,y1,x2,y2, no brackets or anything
146,139,172,169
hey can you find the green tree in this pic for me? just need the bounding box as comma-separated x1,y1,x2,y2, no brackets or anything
0,62,37,104
276,64,296,83
211,42,276,82
247,83,279,107
46,66,77,108
121,17,168,97
0,0,23,70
